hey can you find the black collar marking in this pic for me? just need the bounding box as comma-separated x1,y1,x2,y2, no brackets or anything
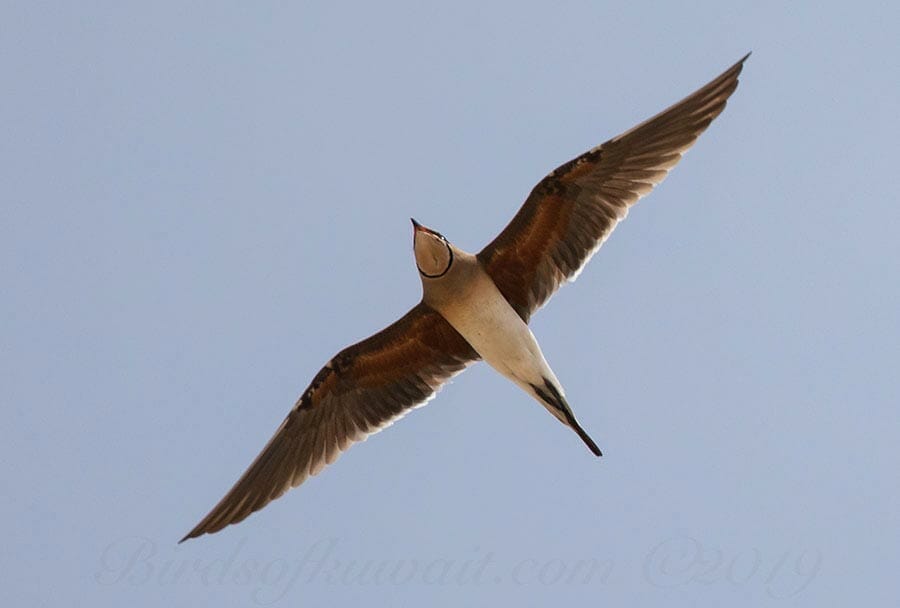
418,241,453,279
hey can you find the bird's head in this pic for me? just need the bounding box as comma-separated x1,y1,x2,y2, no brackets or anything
411,218,453,279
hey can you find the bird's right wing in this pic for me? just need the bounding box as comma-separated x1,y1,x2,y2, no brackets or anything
478,54,748,321
181,302,478,542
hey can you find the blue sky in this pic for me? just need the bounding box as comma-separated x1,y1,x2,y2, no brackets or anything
3,1,898,606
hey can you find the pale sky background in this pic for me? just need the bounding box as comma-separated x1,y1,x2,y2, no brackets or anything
3,2,899,606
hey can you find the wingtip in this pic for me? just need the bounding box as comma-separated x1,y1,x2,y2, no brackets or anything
178,525,204,544
732,51,752,72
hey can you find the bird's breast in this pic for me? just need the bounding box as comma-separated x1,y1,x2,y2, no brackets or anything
432,269,549,385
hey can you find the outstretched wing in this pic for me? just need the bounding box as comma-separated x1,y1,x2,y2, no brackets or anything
181,303,478,542
478,54,748,321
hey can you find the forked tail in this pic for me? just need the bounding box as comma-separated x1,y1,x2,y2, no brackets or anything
530,378,602,457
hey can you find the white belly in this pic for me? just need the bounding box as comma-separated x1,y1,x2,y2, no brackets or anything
435,271,558,390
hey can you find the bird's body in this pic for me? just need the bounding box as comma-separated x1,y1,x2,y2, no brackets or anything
422,248,553,394
417,243,583,444
181,54,749,542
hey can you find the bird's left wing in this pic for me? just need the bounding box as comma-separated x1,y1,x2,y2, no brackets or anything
181,302,478,542
478,54,748,322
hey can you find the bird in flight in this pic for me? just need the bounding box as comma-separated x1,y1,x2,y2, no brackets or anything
181,54,748,542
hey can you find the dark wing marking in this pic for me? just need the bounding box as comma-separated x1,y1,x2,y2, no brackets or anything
478,54,748,321
181,303,478,541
